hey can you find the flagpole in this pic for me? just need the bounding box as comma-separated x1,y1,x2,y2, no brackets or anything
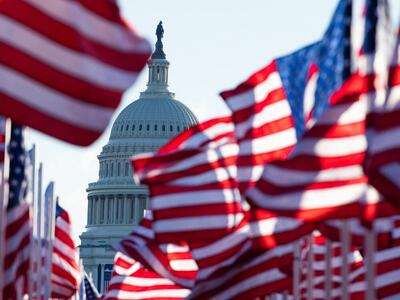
306,234,314,300
340,221,350,300
324,238,332,300
28,145,36,300
43,181,55,300
36,163,43,298
293,240,301,300
365,226,376,300
0,119,11,300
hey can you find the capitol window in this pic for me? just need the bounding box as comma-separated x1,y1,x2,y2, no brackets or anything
117,163,121,176
147,125,150,131
110,163,114,176
139,124,142,131
154,125,157,131
170,125,173,131
132,125,135,131
162,125,165,131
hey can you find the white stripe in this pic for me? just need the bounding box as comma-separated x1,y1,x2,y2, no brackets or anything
385,85,400,110
25,0,151,53
249,182,367,210
262,165,364,187
169,260,198,271
106,288,190,300
235,99,292,139
240,127,296,156
0,15,138,90
196,242,252,282
178,122,234,150
129,247,196,288
370,127,400,154
226,71,283,111
152,188,241,209
154,214,244,233
145,143,238,180
212,269,287,300
292,135,367,157
316,99,368,125
192,224,249,259
250,217,304,236
170,166,237,186
0,65,114,131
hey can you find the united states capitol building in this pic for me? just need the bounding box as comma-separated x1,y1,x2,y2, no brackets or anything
79,23,198,292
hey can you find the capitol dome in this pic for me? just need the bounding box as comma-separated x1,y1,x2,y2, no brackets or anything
109,95,197,141
80,22,198,292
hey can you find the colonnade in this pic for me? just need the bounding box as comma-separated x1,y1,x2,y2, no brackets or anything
87,194,147,225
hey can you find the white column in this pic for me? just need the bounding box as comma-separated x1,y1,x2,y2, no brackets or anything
124,195,129,224
118,196,123,224
109,196,113,224
104,196,109,224
95,196,101,224
134,195,140,224
113,195,118,225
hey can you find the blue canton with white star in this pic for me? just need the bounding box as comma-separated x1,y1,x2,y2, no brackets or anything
7,124,27,210
275,0,352,137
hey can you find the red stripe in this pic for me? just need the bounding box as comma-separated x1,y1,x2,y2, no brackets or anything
232,87,286,123
76,0,122,24
257,177,367,196
241,115,294,141
154,202,243,219
0,1,149,71
247,202,362,221
0,43,122,108
0,93,101,146
158,116,233,154
270,152,366,171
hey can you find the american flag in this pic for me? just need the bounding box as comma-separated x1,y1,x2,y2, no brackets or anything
188,243,293,300
366,26,400,209
103,252,190,300
80,272,101,300
298,232,365,299
3,123,31,300
132,116,243,244
50,202,81,299
113,211,198,289
220,0,353,193
0,0,151,146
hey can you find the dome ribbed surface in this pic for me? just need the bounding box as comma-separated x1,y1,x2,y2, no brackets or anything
110,97,198,140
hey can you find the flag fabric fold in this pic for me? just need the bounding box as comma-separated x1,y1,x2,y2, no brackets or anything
0,0,151,146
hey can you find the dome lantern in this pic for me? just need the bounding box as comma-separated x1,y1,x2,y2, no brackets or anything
142,21,172,98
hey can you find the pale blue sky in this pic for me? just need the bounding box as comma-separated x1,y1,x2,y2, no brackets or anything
27,1,400,242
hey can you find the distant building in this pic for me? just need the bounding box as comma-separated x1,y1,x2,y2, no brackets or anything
79,23,198,293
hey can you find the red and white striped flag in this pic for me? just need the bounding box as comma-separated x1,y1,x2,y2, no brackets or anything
298,232,365,299
113,211,198,289
50,203,81,299
366,27,400,209
245,73,373,222
188,243,293,300
132,116,245,244
0,0,151,146
3,124,31,300
103,252,190,300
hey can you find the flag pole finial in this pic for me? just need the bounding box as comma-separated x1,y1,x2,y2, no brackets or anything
152,21,166,59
